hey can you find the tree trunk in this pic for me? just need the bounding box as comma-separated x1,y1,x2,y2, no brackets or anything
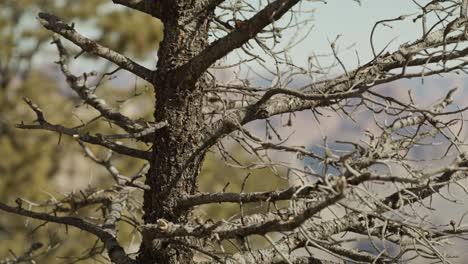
138,1,211,263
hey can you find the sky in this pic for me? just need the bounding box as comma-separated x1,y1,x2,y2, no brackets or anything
291,0,421,67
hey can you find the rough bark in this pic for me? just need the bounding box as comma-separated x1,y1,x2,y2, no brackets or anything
138,1,212,263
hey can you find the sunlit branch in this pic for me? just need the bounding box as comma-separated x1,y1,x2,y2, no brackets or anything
38,12,154,82
16,98,150,160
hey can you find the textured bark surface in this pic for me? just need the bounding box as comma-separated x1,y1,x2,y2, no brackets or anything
139,1,211,263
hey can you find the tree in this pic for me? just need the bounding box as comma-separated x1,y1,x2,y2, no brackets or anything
3,0,468,263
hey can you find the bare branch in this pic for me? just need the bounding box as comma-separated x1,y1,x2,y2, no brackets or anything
143,192,344,240
178,186,307,208
0,202,136,264
183,0,304,80
17,98,150,160
37,12,153,82
52,35,151,136
111,0,161,18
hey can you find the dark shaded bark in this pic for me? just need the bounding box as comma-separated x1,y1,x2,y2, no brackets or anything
138,1,212,263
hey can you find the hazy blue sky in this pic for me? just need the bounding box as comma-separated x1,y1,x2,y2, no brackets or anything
286,0,422,69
